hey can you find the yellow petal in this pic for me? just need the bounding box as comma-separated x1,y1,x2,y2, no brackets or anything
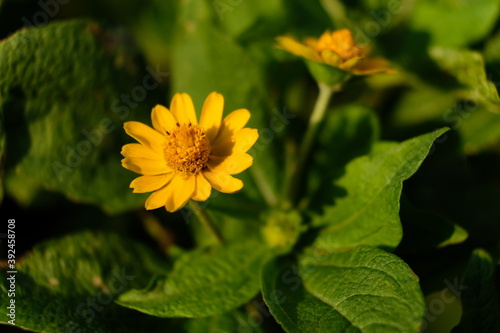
121,158,171,175
121,143,162,160
200,92,224,143
170,93,197,125
212,128,259,156
202,169,243,193
331,29,352,40
304,37,319,50
352,58,396,75
151,104,176,134
165,174,195,212
191,173,212,201
130,174,174,193
124,121,164,155
359,46,372,58
213,109,250,146
233,128,259,153
276,36,323,63
208,153,253,175
326,29,364,60
145,183,171,210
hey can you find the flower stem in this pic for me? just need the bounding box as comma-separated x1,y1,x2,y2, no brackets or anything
250,165,278,207
288,82,337,206
139,211,175,252
188,200,223,244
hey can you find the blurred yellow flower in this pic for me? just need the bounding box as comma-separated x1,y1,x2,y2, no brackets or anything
121,92,258,212
276,29,394,75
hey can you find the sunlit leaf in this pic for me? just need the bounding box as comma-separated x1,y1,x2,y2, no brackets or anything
311,128,448,251
0,232,173,332
262,246,425,333
410,0,500,47
429,47,500,110
0,20,167,213
117,239,272,318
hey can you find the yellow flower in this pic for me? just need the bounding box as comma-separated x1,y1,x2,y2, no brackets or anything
276,29,394,75
121,92,258,212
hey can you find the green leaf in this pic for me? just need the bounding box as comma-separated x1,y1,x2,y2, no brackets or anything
392,88,500,154
172,0,284,207
129,0,179,70
117,239,271,318
429,47,500,110
454,249,500,333
307,104,380,211
184,310,263,333
410,0,500,47
391,86,459,127
457,106,500,154
318,0,348,28
262,246,425,333
0,231,173,332
311,128,449,251
304,59,350,87
398,197,468,254
424,290,462,333
0,19,165,213
318,104,380,169
3,169,65,208
0,104,4,202
215,0,286,39
484,30,500,65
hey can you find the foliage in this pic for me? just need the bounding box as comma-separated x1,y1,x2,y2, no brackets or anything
1,0,500,332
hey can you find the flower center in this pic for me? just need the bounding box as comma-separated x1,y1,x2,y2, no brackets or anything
163,123,211,174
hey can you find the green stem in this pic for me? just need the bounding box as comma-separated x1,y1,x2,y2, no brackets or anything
188,200,223,244
319,0,347,29
139,211,174,252
288,82,337,205
250,166,278,207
